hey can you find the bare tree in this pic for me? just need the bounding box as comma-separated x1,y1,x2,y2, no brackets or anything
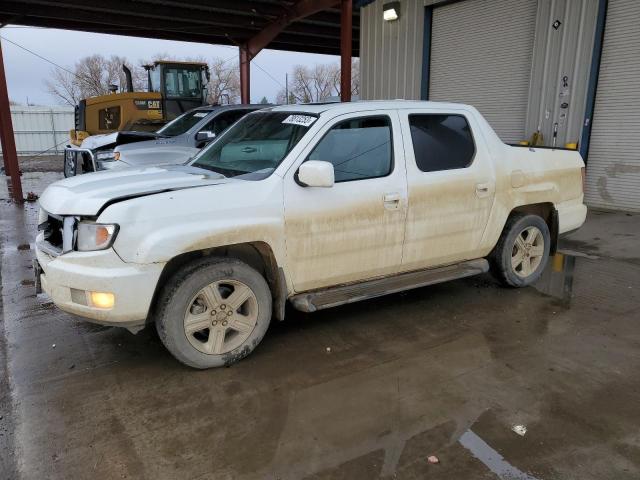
207,58,240,104
277,59,360,104
45,68,82,106
45,54,145,106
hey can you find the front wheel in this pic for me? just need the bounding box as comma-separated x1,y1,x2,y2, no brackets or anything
155,258,272,369
491,213,551,287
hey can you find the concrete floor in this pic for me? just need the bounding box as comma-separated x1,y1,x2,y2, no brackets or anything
1,175,640,479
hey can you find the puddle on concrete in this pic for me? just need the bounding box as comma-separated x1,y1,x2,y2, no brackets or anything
532,253,577,306
459,429,540,480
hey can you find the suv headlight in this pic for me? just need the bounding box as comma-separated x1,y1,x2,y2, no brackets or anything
95,150,120,161
77,222,119,251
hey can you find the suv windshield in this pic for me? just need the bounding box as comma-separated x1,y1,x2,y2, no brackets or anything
157,110,210,137
191,112,314,179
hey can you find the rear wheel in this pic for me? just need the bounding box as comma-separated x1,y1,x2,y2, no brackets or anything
491,213,550,287
156,258,272,369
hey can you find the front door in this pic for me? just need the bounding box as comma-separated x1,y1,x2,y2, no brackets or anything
283,111,407,292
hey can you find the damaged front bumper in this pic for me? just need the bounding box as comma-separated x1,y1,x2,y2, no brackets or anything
34,233,165,331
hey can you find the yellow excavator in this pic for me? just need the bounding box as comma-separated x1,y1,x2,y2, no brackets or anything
70,60,210,146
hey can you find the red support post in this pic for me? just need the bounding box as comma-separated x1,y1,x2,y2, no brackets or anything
239,0,341,105
0,38,22,202
340,0,353,102
239,46,250,104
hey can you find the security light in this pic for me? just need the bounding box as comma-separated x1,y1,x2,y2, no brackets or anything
383,2,400,21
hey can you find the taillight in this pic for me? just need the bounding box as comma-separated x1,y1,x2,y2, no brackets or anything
581,167,586,193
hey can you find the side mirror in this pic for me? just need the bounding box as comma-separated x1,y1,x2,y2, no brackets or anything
298,161,334,188
196,131,216,142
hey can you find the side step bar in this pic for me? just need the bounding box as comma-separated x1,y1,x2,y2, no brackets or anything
290,258,489,313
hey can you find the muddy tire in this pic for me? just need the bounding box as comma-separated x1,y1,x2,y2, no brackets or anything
491,213,550,287
155,257,272,369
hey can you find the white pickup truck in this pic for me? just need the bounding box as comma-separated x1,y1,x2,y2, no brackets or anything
35,101,587,368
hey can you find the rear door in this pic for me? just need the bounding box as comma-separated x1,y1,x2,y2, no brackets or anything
283,110,407,292
398,109,495,270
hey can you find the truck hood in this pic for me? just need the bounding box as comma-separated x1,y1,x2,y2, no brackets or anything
80,131,160,150
39,165,227,216
115,136,180,152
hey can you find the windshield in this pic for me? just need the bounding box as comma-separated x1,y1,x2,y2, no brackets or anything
157,110,210,137
164,67,202,98
190,112,314,179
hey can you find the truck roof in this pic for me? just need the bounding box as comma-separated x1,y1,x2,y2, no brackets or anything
267,100,475,115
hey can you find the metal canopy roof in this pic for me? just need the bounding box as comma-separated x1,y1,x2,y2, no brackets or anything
0,0,360,56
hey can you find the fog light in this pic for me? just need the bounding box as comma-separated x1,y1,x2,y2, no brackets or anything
90,291,115,309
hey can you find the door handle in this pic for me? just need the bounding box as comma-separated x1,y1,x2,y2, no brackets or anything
383,192,401,210
475,183,491,198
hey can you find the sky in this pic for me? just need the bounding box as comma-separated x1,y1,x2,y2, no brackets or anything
0,25,339,106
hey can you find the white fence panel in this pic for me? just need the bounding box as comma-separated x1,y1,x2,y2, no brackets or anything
0,106,74,156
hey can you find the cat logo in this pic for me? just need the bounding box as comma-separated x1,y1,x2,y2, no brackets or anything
134,99,162,111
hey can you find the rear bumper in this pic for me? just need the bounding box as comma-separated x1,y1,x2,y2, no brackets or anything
557,198,588,234
35,234,165,328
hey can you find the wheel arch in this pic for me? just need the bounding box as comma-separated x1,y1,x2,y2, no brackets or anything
510,202,558,255
148,241,287,324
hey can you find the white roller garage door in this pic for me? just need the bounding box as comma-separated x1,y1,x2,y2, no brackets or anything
584,0,640,212
429,0,537,143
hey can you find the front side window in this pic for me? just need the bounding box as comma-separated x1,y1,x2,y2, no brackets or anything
409,114,475,172
201,110,250,136
191,112,312,179
164,67,202,98
157,110,210,137
307,116,393,182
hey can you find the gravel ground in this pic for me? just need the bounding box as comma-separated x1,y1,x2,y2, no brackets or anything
1,154,63,173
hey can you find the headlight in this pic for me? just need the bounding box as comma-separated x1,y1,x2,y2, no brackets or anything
95,150,120,161
76,222,119,251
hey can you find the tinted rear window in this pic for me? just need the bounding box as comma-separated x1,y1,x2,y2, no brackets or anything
408,114,475,172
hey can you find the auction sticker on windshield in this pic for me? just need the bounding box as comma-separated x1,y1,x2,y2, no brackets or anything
193,112,209,118
282,115,316,127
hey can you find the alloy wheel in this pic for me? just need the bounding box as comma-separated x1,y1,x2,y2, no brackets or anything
183,280,258,355
511,226,545,278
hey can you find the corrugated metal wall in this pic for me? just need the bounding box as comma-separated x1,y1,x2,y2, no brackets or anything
525,0,598,148
429,0,537,143
360,0,434,100
0,106,74,155
584,0,640,212
360,0,599,144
